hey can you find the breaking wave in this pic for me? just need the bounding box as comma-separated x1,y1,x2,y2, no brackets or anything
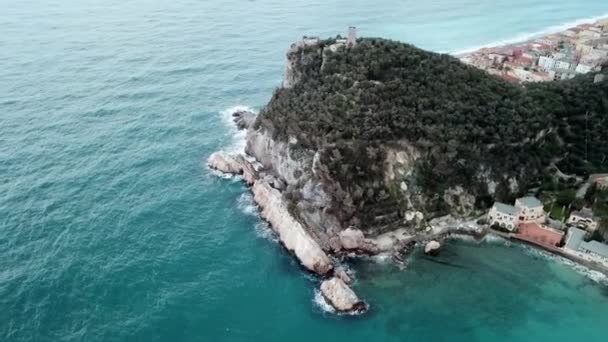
313,289,336,314
236,193,258,216
448,232,509,245
235,192,278,241
220,105,257,153
519,244,608,285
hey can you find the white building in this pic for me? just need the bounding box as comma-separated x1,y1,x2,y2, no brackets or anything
580,29,602,39
567,208,599,231
565,227,608,261
489,196,546,231
538,56,556,71
515,196,545,222
488,203,519,231
581,49,608,65
575,64,593,74
555,60,571,70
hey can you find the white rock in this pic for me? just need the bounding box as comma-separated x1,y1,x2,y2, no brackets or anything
320,277,366,313
424,240,441,255
252,181,333,275
336,268,352,285
207,151,256,185
339,228,365,250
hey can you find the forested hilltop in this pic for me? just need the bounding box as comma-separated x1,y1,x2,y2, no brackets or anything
253,37,607,231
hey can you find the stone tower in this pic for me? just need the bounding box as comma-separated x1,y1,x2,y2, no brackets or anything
347,26,357,47
594,73,605,83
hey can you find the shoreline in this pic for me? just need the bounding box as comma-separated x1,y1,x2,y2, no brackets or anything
452,13,608,56
485,229,608,278
457,15,608,83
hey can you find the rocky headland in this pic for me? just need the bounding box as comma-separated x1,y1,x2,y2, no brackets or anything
208,34,607,313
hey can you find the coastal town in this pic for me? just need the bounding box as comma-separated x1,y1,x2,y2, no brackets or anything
459,18,608,271
486,174,608,270
460,18,608,83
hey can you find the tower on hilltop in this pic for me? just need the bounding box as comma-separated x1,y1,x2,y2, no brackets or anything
347,26,357,46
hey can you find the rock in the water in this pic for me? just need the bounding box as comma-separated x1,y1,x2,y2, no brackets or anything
424,240,441,256
320,277,367,313
232,110,257,130
207,151,257,185
252,181,333,275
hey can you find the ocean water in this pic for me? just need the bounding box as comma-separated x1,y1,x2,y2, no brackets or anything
2,1,608,341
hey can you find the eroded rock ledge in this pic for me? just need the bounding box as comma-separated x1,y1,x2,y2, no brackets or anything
252,180,333,275
208,148,367,314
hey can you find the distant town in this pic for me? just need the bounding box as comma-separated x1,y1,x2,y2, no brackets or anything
460,18,608,84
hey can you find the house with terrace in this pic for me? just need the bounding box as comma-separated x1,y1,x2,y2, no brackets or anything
488,196,546,232
567,208,599,231
488,202,519,231
514,196,545,223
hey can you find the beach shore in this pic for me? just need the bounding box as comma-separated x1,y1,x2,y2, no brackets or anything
459,17,608,83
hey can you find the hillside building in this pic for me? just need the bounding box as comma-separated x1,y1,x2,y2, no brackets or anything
567,208,599,231
488,196,546,231
565,227,608,260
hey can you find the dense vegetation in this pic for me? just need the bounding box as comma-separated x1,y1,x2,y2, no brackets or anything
258,38,607,228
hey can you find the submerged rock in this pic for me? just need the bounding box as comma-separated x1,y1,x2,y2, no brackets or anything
424,240,441,256
320,277,367,313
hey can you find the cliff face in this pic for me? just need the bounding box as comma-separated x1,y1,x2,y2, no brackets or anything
244,43,483,236
250,36,608,238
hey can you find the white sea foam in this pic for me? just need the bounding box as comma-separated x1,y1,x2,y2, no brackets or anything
450,13,608,55
448,233,509,245
254,222,278,242
208,168,239,180
236,193,257,216
313,289,336,314
370,254,392,264
220,105,257,154
518,243,608,285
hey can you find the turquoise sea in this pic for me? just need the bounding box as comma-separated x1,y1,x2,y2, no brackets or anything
2,1,608,341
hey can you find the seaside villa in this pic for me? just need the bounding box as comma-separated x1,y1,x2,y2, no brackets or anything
564,227,608,261
488,196,545,231
488,203,518,231
514,196,545,222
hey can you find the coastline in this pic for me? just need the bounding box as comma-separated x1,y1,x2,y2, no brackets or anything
487,229,608,277
208,21,608,313
457,15,608,83
451,12,608,56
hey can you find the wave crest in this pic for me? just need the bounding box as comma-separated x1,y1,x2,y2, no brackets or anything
220,105,258,153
